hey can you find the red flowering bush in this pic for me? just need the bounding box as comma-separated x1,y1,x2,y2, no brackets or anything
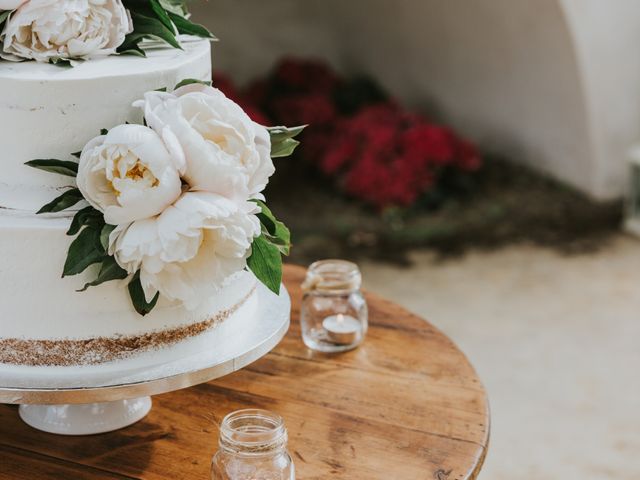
322,104,481,208
213,58,482,210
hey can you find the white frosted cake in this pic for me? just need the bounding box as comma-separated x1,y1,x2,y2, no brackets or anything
0,41,262,366
0,2,299,370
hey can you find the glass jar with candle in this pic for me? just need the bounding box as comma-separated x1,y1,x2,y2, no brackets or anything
300,259,368,352
211,409,294,480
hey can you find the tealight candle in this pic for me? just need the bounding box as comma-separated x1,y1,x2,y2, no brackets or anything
322,313,361,345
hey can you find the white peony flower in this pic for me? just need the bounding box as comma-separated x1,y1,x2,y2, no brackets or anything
77,124,185,226
109,192,261,309
0,0,27,10
135,83,275,203
2,0,132,62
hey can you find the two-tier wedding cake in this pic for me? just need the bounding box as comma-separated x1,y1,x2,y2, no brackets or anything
0,1,299,368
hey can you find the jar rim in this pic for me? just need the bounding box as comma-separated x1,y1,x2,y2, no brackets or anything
304,259,362,293
308,259,359,276
219,409,287,454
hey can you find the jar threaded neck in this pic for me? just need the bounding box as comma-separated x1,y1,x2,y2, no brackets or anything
302,259,362,294
218,409,288,456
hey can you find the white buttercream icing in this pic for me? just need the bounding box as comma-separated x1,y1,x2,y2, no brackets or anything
0,210,256,340
0,40,211,212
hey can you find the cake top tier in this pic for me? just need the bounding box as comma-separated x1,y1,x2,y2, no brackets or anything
0,39,211,212
0,0,213,64
0,39,209,81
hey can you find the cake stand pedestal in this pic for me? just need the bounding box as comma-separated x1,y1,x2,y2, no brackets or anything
19,397,153,435
0,284,290,436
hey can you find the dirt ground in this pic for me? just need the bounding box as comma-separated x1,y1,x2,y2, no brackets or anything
266,157,622,265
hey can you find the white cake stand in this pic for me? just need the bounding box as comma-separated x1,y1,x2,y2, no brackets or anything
0,284,290,436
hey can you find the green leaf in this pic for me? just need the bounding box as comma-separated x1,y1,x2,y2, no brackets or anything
71,151,82,159
25,159,78,177
270,138,300,158
267,125,307,143
158,0,187,16
149,0,176,32
262,228,289,247
63,226,105,277
267,126,306,158
276,138,303,158
119,46,146,57
254,200,279,235
37,188,84,214
128,271,160,316
48,57,73,68
167,11,216,39
247,235,283,295
253,200,291,255
100,128,109,135
129,12,182,50
174,78,211,89
100,224,116,251
118,32,147,51
0,11,12,24
67,206,103,236
78,256,128,292
258,209,276,234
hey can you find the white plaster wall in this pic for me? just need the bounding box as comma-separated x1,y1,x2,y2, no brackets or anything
191,0,640,199
559,0,640,198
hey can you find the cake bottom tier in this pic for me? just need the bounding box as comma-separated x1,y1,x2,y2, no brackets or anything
0,211,258,367
0,282,290,391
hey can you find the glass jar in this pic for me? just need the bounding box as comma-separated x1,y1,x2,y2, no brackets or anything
300,259,368,353
211,409,294,480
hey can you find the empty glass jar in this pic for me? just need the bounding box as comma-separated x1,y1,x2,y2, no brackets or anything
211,409,294,480
300,259,368,352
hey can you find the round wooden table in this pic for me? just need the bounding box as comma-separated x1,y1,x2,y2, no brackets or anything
0,265,489,479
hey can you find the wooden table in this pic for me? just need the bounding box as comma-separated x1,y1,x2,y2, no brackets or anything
0,265,490,479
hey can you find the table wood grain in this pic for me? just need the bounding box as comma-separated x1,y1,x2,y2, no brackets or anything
0,265,490,479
